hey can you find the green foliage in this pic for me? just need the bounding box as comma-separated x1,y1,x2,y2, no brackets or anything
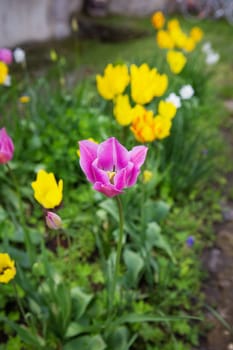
0,14,231,350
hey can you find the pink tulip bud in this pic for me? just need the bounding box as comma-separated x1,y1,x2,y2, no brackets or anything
45,211,62,230
0,48,13,65
0,128,14,164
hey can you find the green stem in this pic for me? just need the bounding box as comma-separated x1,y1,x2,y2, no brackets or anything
6,163,34,264
110,196,124,311
12,281,28,325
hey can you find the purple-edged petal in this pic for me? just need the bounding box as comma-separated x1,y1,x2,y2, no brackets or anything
129,146,148,169
93,182,123,197
79,140,98,182
97,137,129,171
116,161,140,187
92,159,110,183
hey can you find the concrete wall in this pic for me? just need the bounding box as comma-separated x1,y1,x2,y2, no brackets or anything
108,0,165,16
0,0,166,47
0,0,83,47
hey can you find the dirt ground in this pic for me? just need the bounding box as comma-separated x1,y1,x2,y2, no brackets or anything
199,101,233,350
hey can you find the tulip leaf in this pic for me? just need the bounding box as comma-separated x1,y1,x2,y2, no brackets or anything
146,222,176,263
107,326,130,350
71,287,93,319
123,249,144,287
64,335,106,350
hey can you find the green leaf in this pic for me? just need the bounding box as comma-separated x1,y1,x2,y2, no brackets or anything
4,320,46,348
146,222,176,263
152,201,170,222
112,313,200,327
65,322,86,338
71,287,93,319
64,335,106,350
107,326,129,350
99,199,119,222
123,249,144,287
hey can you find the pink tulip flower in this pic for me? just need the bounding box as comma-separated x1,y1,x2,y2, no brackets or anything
46,211,62,230
0,49,13,65
79,137,148,197
0,128,14,164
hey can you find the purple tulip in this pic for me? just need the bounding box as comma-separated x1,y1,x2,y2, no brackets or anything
79,137,148,197
0,128,14,164
0,48,13,65
46,211,62,230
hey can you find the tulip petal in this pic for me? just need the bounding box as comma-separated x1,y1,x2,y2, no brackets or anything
92,159,109,183
79,140,98,182
94,182,123,197
97,137,128,171
129,146,148,168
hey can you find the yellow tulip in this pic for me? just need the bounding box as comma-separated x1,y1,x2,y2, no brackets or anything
130,108,156,143
154,115,172,139
190,26,204,43
166,50,187,74
113,94,134,126
158,100,177,119
167,19,181,32
96,64,130,100
153,73,168,97
151,11,165,29
0,62,8,85
0,253,16,284
31,169,63,209
183,37,196,52
130,64,159,104
156,30,175,49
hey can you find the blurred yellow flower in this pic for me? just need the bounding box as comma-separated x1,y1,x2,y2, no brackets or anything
19,95,30,104
166,50,187,74
154,115,172,139
158,100,177,119
156,30,174,49
167,19,180,31
130,108,156,142
151,11,165,29
143,170,153,183
190,26,204,43
113,94,134,126
130,64,167,104
0,253,16,284
170,28,188,49
31,169,63,209
77,138,98,157
183,37,196,52
153,73,168,97
96,64,130,100
0,62,8,85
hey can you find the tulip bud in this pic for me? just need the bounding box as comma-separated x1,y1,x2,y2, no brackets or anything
46,211,62,230
0,128,14,164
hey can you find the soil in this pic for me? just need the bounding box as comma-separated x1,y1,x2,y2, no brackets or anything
199,101,233,350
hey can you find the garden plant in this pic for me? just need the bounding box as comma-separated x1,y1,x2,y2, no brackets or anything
0,11,232,350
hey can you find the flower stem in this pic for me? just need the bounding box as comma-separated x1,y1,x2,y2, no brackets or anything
110,196,124,311
12,281,28,325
